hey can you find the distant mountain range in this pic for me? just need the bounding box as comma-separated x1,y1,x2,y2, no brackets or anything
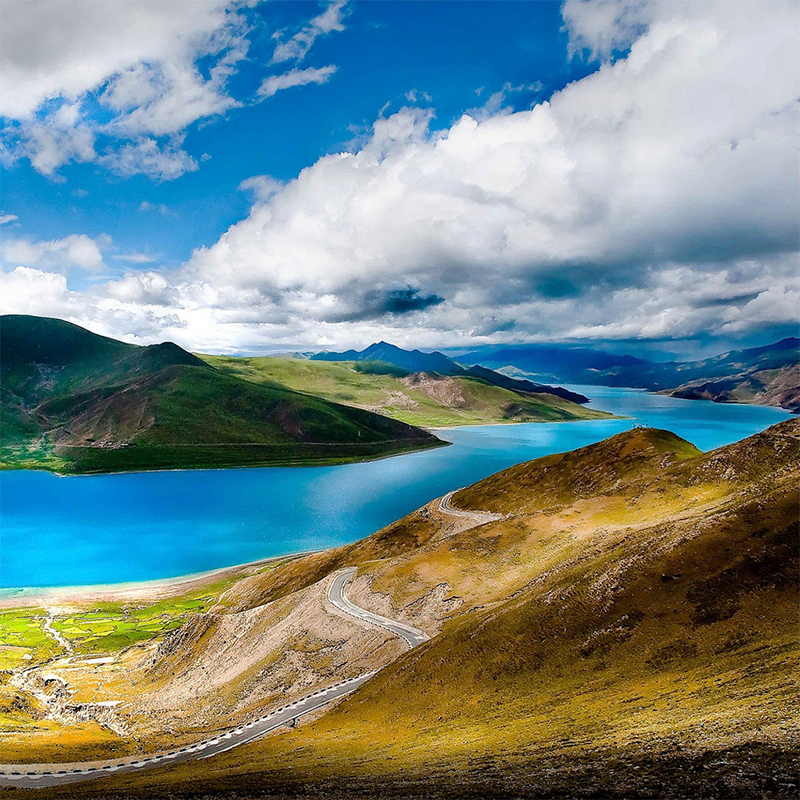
0,315,441,474
311,341,589,404
311,337,799,412
457,338,800,412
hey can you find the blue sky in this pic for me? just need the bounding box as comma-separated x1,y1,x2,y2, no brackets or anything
1,1,798,355
4,2,593,271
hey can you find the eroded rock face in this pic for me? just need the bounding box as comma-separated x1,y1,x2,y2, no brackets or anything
11,671,127,736
401,373,467,408
381,390,418,410
120,577,407,736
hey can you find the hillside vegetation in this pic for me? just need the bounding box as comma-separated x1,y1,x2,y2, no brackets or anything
201,353,613,428
311,340,592,403
0,315,442,474
22,418,798,798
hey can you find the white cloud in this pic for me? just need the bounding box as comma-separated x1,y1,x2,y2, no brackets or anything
562,0,657,60
720,284,800,333
102,137,199,181
2,1,797,353
2,233,109,271
271,0,347,64
405,89,433,104
258,66,338,98
0,0,236,119
0,0,254,179
0,1,350,181
0,214,18,225
114,252,157,264
180,0,799,346
238,175,284,201
0,266,75,318
18,114,96,177
103,272,177,306
468,81,545,121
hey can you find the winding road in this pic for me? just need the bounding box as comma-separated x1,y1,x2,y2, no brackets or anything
439,490,505,524
328,569,428,648
0,569,427,790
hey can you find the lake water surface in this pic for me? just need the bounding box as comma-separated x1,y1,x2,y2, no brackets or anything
0,387,791,590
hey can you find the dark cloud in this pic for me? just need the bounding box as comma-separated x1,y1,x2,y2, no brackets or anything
327,287,445,322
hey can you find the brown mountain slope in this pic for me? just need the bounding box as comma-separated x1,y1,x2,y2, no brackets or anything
668,363,800,413
26,420,800,799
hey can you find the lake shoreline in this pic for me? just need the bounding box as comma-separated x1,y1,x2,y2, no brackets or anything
0,550,320,609
2,390,792,593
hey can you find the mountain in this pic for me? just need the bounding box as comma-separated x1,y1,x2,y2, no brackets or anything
0,315,442,474
47,418,797,797
311,340,589,403
461,338,800,411
312,341,459,374
202,354,612,429
668,363,800,412
458,343,647,382
460,363,587,404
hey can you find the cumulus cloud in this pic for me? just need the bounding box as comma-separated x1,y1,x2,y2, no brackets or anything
468,81,545,121
562,0,657,60
102,272,178,306
238,175,284,201
2,233,109,271
0,0,234,119
169,0,796,348
0,0,343,180
102,136,199,181
3,0,798,352
0,0,251,178
0,266,76,319
258,65,338,98
0,213,18,225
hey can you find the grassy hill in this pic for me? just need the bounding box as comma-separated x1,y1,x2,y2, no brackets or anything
200,353,613,428
19,419,797,798
311,340,592,404
0,315,443,474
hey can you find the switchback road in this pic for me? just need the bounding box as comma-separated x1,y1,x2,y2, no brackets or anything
328,568,428,649
0,568,427,790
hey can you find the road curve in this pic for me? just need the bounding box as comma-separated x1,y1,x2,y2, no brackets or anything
328,569,428,649
0,568,427,790
439,490,505,525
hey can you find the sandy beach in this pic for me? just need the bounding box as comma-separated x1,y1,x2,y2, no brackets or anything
0,550,317,609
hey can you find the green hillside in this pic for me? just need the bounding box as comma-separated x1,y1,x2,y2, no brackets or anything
0,315,443,474
201,353,613,428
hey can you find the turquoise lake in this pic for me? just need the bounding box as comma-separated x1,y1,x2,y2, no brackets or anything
0,387,791,590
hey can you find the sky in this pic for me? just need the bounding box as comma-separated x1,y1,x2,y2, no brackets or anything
0,0,798,357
